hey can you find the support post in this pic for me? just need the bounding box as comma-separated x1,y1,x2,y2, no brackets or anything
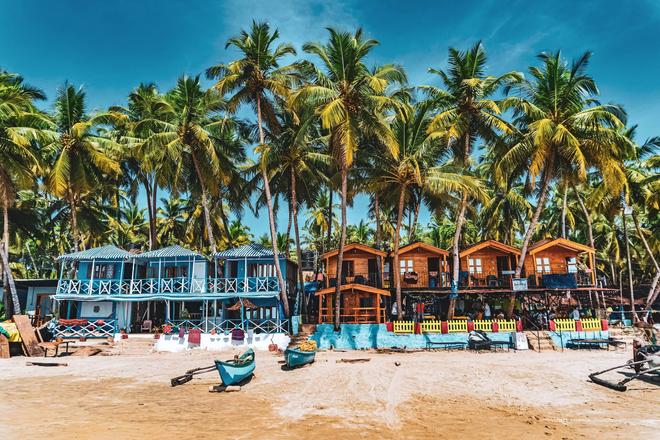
89,258,96,295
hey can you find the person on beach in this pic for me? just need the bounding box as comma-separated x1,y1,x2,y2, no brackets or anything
483,302,491,320
571,307,580,320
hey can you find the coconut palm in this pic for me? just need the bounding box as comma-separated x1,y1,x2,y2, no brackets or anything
44,83,121,253
0,71,50,314
157,197,189,246
295,28,406,328
496,52,630,281
371,100,488,319
207,21,301,316
260,106,330,294
424,42,521,310
139,76,244,255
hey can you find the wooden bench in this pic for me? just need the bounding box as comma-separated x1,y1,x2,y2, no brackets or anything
425,341,467,350
567,338,609,350
38,341,72,357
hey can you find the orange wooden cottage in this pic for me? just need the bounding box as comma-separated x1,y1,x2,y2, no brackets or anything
393,242,450,289
459,240,521,288
316,244,389,324
523,238,596,287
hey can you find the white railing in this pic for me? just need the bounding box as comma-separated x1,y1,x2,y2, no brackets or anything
57,276,279,296
165,318,289,334
52,319,117,339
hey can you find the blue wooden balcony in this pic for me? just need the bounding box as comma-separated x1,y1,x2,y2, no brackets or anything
56,276,280,298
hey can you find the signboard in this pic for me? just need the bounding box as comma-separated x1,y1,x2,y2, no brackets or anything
501,270,516,275
512,278,528,291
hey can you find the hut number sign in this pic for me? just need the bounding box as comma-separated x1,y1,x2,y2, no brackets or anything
512,278,528,291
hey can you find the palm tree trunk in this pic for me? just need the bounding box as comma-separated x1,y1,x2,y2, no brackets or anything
327,188,333,248
410,198,421,243
515,168,553,277
2,202,20,315
621,208,637,322
561,184,568,238
144,181,154,250
510,167,553,318
285,199,293,257
291,171,305,316
631,212,659,313
393,185,407,321
333,166,348,330
256,94,289,317
218,200,233,248
573,184,598,289
69,193,80,252
448,192,468,319
190,150,217,254
151,178,158,249
374,193,382,250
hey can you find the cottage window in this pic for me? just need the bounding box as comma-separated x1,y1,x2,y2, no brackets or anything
536,257,551,273
468,258,482,274
342,260,355,277
566,257,577,273
400,259,413,274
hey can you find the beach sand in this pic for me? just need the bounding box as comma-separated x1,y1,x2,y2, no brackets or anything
0,344,658,439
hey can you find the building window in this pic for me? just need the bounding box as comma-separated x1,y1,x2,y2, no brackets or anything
248,264,275,277
359,296,373,308
468,258,482,274
342,260,355,277
400,259,414,274
536,257,551,273
566,257,577,273
88,264,115,279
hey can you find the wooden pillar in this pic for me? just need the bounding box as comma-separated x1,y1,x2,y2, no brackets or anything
531,253,538,286
588,251,596,286
89,258,96,295
442,254,447,287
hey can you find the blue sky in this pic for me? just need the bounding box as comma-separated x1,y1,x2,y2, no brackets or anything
2,0,660,236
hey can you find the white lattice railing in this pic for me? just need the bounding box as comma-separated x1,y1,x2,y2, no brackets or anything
57,276,279,296
52,319,117,339
164,318,289,334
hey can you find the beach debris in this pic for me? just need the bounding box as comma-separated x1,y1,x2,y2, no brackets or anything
0,334,9,359
588,344,660,391
12,315,44,357
208,384,241,393
71,347,102,357
395,361,401,367
26,361,68,367
337,358,370,364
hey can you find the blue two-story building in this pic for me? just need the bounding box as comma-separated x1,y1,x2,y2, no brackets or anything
53,243,296,338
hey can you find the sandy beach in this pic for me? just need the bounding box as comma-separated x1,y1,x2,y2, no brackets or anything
0,342,658,439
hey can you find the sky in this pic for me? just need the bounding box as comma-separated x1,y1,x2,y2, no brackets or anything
2,0,660,237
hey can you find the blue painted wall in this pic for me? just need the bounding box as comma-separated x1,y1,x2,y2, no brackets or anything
311,324,513,350
221,257,289,278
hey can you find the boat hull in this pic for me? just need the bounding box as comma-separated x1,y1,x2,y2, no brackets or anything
284,347,316,368
215,348,255,385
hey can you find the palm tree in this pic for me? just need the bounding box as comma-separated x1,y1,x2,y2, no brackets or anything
0,71,49,314
140,76,243,255
45,83,121,252
207,21,301,317
157,197,188,245
263,106,330,297
425,42,520,315
372,100,488,319
497,52,630,284
295,28,406,329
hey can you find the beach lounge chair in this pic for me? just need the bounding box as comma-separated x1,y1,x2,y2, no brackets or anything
141,320,153,333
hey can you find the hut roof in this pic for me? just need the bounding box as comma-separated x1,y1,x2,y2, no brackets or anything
57,245,132,261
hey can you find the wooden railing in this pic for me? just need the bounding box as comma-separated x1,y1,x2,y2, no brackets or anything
393,321,415,333
56,276,279,296
580,318,602,331
447,320,468,333
164,318,289,334
420,320,442,333
553,319,576,332
52,319,117,339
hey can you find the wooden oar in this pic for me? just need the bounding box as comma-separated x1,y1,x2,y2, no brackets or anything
170,365,216,387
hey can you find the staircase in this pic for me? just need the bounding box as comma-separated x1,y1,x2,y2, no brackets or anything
108,335,156,355
524,330,557,352
287,324,316,349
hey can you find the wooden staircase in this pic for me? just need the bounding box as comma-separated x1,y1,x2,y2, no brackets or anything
287,324,316,349
524,331,557,352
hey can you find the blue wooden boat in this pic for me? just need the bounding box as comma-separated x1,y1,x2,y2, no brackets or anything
284,346,316,368
215,348,255,385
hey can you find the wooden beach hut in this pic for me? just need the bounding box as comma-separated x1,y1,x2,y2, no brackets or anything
459,240,521,288
394,241,449,289
523,238,596,288
317,244,389,323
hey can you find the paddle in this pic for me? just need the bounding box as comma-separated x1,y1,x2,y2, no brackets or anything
170,365,216,387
